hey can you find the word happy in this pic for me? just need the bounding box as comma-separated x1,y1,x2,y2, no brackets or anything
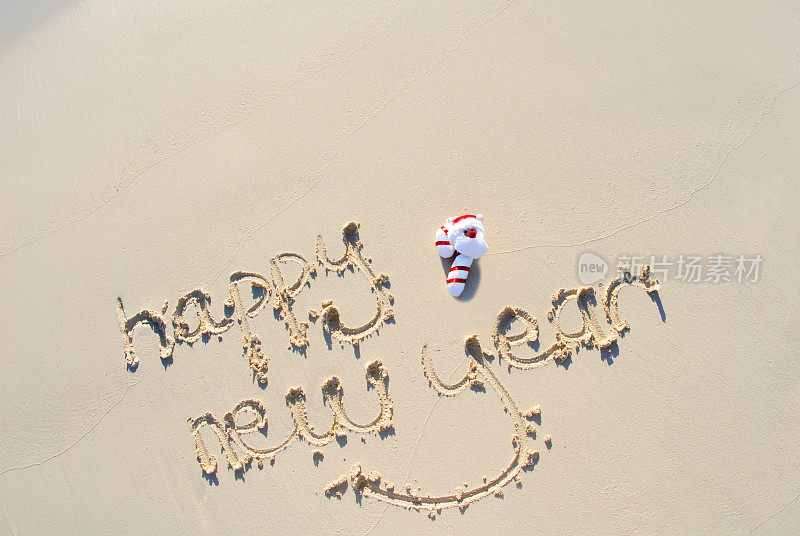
116,222,394,384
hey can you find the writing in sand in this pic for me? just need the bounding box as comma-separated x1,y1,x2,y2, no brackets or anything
116,221,662,516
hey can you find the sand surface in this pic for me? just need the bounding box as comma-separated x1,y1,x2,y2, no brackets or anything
1,1,799,534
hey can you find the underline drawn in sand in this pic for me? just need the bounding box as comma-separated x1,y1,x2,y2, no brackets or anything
326,267,661,516
116,222,393,385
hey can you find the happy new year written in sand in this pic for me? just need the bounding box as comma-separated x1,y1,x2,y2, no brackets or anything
116,222,661,515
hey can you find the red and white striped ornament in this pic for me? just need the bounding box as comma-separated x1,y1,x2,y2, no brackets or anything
435,214,488,297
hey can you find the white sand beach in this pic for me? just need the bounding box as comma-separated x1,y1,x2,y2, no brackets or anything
1,1,799,534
